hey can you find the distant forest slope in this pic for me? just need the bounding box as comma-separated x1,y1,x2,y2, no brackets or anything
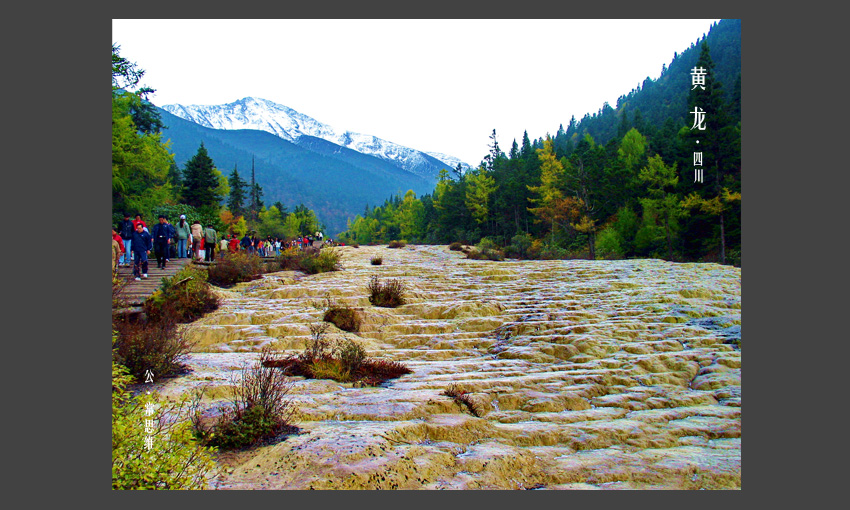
547,19,740,159
340,19,741,265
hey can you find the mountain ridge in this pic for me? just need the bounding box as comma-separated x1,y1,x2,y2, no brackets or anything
160,96,471,179
157,106,437,236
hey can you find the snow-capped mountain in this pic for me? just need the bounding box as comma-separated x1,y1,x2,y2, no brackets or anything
424,151,471,174
160,97,467,180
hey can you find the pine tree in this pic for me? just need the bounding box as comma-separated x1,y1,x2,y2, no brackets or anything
227,164,248,218
182,142,222,209
520,131,533,159
248,156,264,221
482,129,504,171
729,72,741,125
563,134,607,259
167,161,182,200
274,201,288,217
617,110,631,139
639,155,680,261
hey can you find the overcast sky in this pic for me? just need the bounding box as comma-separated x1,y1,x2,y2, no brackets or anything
113,19,720,166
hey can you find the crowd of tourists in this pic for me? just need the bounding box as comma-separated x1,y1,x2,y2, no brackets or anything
113,213,334,281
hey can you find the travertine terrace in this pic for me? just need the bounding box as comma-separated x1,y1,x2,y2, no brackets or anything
160,245,741,490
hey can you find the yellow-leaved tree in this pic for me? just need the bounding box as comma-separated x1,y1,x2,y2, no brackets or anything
527,136,565,241
465,167,498,225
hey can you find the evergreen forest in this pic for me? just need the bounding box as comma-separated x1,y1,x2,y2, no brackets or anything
338,20,741,265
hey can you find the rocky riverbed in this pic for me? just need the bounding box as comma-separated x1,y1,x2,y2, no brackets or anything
158,244,741,490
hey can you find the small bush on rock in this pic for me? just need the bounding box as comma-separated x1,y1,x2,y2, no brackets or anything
367,275,406,308
113,315,195,381
144,265,220,323
302,248,342,274
277,247,308,271
370,256,382,265
323,297,361,333
206,252,264,287
444,384,483,417
387,240,406,249
278,247,342,274
192,349,297,450
261,327,411,386
466,238,505,261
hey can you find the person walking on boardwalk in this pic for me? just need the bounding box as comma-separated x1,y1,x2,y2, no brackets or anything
203,224,219,262
164,217,177,261
175,214,192,258
118,213,134,266
132,214,147,233
130,222,152,280
190,220,203,261
240,232,253,253
228,233,240,253
219,236,228,259
151,215,172,269
112,228,123,275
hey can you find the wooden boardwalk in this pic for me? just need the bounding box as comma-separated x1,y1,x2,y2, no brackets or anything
114,256,195,306
113,252,280,306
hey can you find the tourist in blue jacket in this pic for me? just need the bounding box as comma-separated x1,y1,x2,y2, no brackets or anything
118,213,135,266
240,233,253,253
151,215,172,270
130,222,152,280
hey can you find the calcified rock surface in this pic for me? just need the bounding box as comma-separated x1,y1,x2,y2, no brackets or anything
162,245,741,490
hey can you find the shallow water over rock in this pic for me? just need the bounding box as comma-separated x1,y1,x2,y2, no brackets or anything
161,245,741,489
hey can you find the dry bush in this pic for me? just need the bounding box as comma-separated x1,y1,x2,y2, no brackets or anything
367,275,406,308
206,252,264,287
277,247,308,271
387,240,406,249
278,247,342,274
192,348,298,450
444,384,482,417
304,322,332,360
112,315,195,382
261,326,410,386
370,255,383,265
449,242,463,251
334,337,366,373
300,248,342,274
323,297,361,333
357,358,412,386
